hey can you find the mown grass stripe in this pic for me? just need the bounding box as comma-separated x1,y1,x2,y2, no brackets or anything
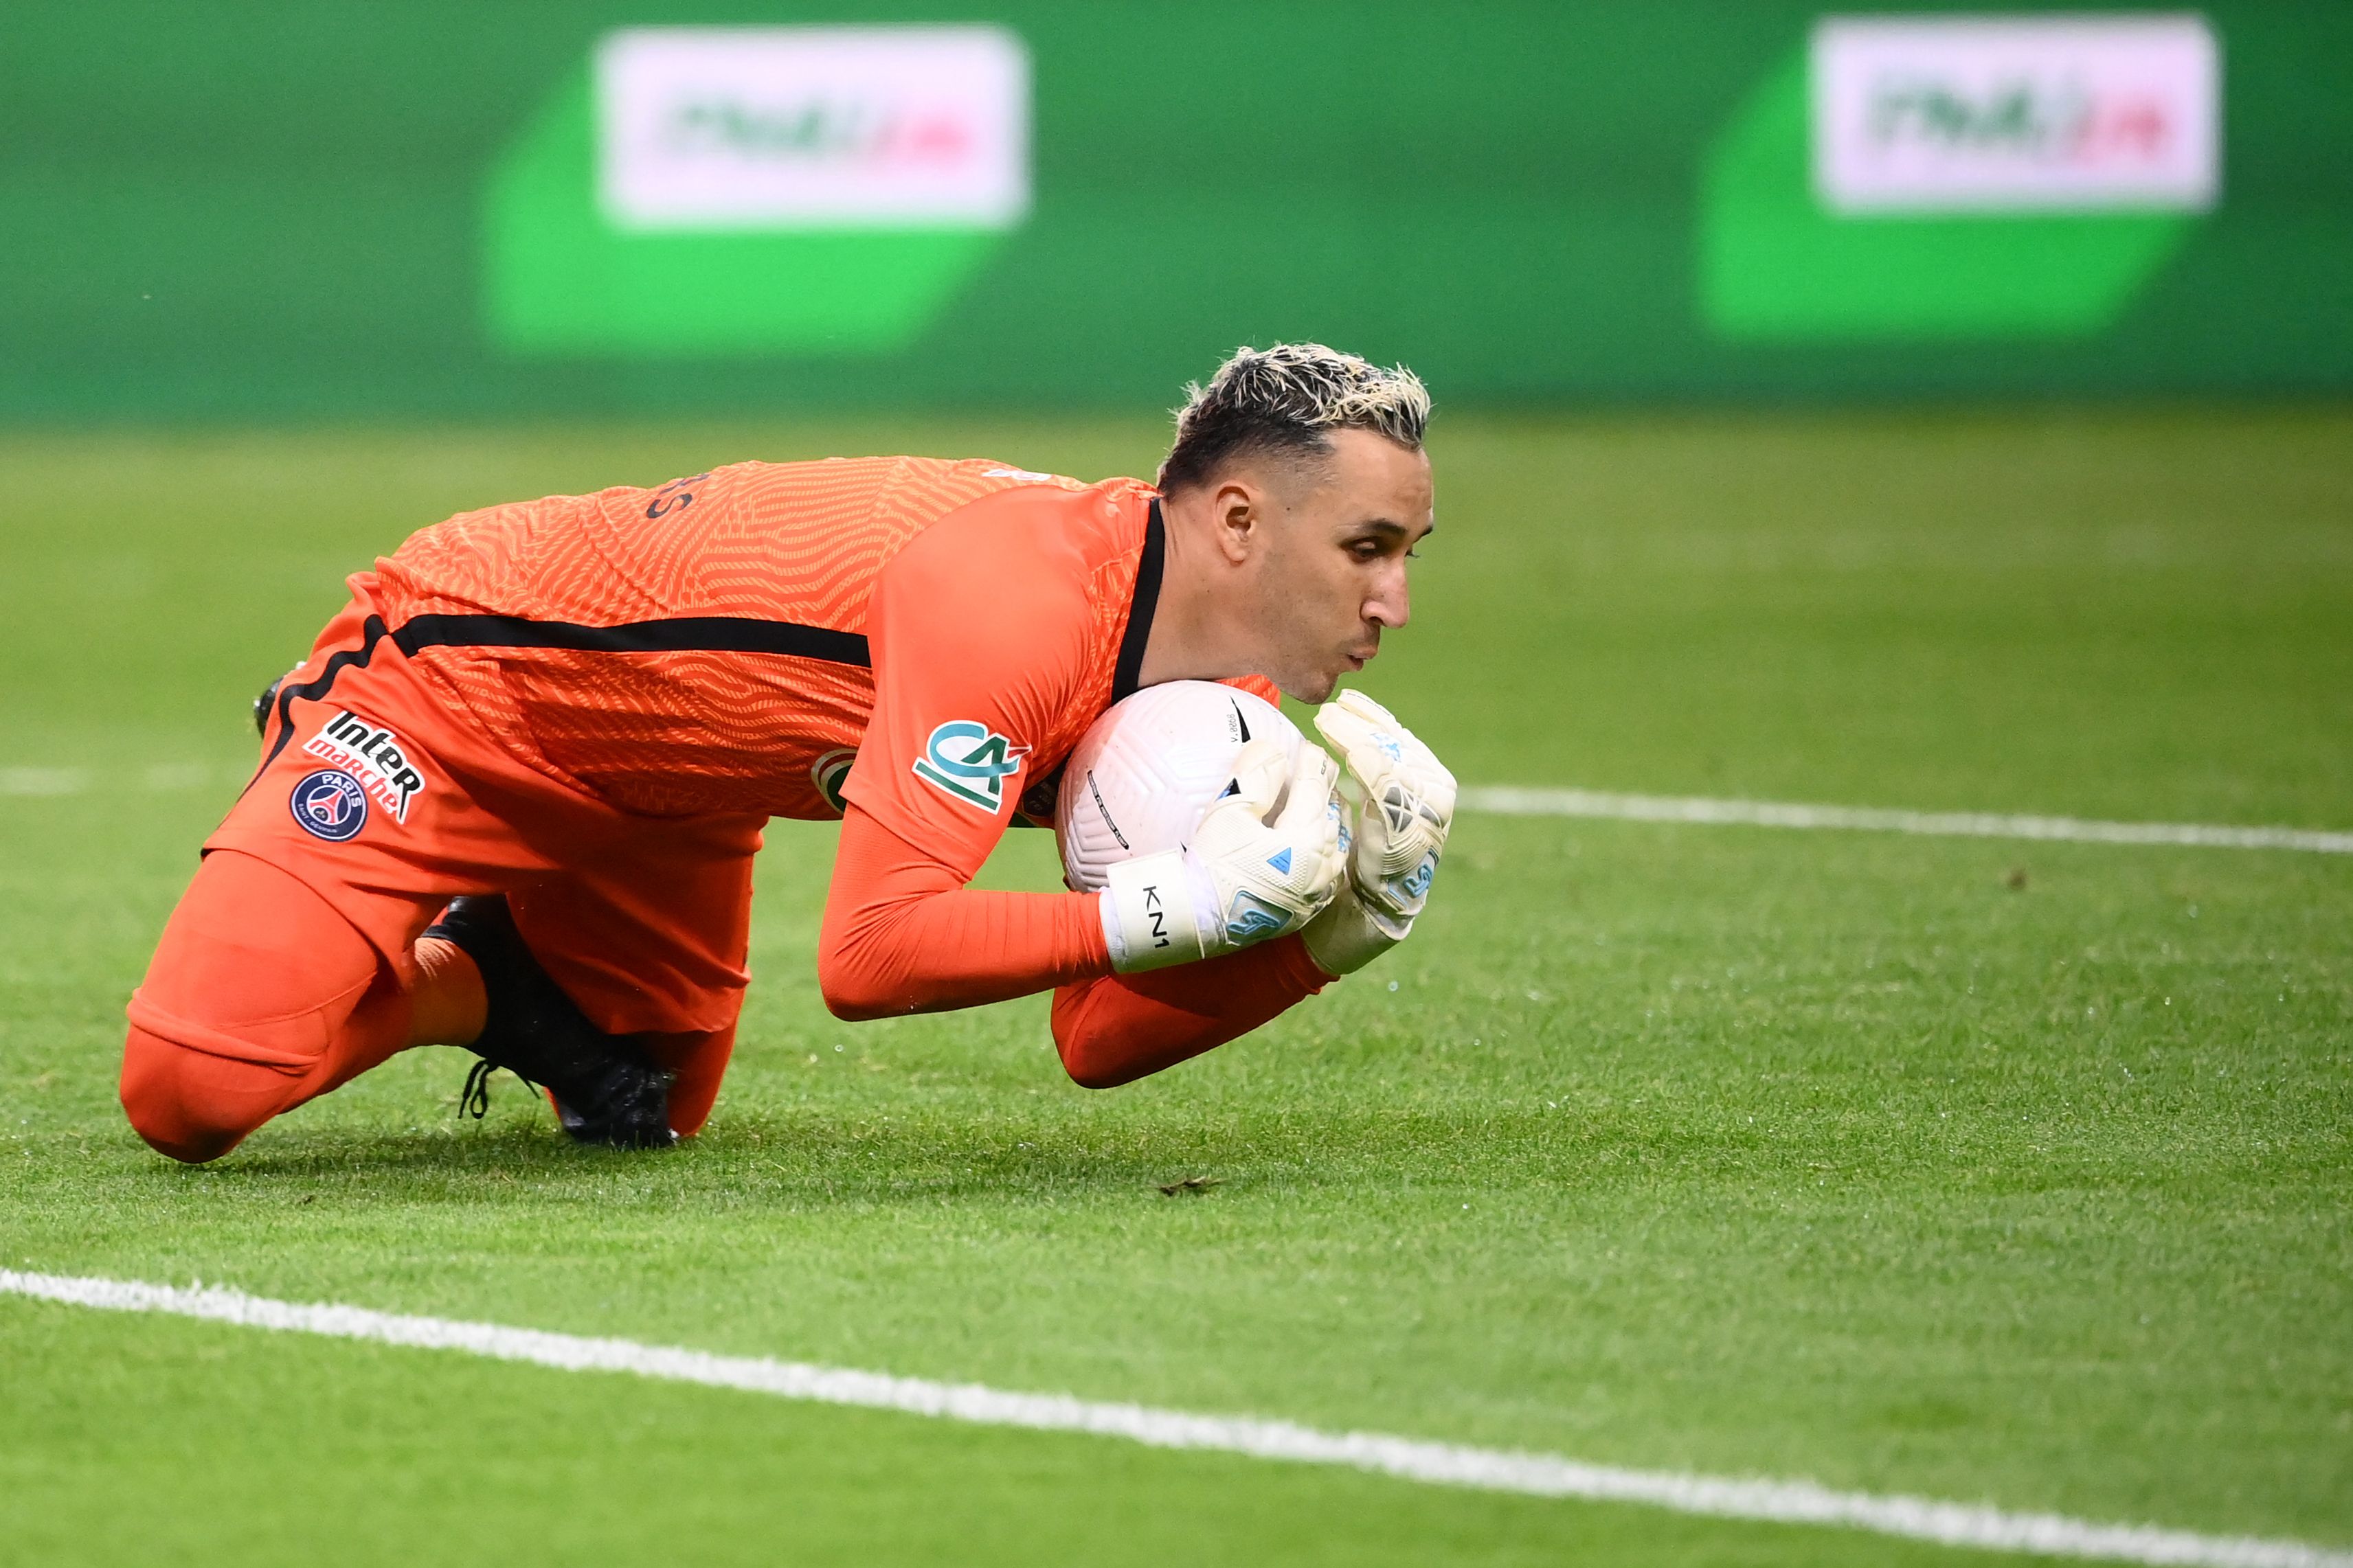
1463,788,2353,856
0,766,89,796
4,1270,2343,1568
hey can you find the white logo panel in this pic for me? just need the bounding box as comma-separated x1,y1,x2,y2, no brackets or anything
1813,14,2220,214
598,25,1031,231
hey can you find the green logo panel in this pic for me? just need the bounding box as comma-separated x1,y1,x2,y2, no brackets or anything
482,71,1010,359
1699,49,2196,342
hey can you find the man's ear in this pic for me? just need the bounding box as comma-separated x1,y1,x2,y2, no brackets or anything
1211,477,1261,565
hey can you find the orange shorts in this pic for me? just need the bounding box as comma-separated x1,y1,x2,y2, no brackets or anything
210,596,765,1039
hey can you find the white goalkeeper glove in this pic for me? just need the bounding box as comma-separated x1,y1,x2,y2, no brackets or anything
1101,739,1346,972
1301,690,1456,977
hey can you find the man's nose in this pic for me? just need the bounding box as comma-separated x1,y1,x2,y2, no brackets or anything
1366,567,1411,630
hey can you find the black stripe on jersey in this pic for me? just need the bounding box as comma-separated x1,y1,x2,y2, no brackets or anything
1110,498,1165,704
390,614,872,667
249,614,396,784
243,611,867,796
1012,501,1163,829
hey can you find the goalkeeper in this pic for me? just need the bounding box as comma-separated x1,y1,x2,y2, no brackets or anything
120,343,1457,1163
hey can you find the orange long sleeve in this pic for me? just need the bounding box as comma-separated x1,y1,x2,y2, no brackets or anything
1049,938,1330,1088
818,806,1112,1019
818,806,1329,1082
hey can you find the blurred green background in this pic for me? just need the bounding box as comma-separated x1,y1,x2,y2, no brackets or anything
6,1,2350,422
5,8,2352,1562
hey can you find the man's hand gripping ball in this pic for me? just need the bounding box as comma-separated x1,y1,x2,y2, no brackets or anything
1103,740,1346,972
1302,691,1457,976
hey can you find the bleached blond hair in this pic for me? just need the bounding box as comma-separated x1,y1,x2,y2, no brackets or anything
1157,343,1431,493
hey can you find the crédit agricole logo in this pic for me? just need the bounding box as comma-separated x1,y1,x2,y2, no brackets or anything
912,720,1028,814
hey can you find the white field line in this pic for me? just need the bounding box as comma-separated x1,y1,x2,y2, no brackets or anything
9,761,2343,860
1463,787,2353,856
8,764,2349,859
4,1271,2345,1568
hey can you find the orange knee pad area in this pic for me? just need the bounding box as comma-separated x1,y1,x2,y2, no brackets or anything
122,850,736,1157
120,850,405,1163
119,1027,305,1163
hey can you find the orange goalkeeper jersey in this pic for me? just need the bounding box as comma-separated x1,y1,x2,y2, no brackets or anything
360,455,1271,885
245,453,1327,1084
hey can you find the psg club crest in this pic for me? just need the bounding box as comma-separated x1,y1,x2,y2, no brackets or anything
290,769,369,841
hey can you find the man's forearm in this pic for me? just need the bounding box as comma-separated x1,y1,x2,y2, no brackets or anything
818,806,1111,1019
1049,935,1329,1088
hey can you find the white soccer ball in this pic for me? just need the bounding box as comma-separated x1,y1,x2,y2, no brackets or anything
1057,681,1303,891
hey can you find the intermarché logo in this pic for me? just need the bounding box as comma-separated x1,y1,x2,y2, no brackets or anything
664,97,976,166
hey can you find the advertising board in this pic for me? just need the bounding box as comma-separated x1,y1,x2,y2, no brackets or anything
597,27,1030,232
1812,14,2219,214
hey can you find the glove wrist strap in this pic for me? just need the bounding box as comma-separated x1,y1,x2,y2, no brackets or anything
1301,887,1410,977
1104,852,1207,972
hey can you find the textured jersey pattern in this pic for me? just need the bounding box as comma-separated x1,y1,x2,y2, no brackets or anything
367,457,1147,818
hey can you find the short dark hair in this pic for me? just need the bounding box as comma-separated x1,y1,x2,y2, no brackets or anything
1156,343,1431,495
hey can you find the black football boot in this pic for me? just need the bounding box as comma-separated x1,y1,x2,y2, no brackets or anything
253,675,282,735
423,894,676,1149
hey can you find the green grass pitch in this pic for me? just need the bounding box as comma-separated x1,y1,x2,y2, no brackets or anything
2,408,2348,1565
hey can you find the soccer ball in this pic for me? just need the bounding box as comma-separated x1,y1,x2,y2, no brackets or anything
1057,681,1303,891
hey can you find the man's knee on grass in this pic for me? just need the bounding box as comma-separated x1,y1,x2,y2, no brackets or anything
120,849,392,1161
119,1027,297,1163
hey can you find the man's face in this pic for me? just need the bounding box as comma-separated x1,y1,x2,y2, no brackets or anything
1241,429,1434,702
